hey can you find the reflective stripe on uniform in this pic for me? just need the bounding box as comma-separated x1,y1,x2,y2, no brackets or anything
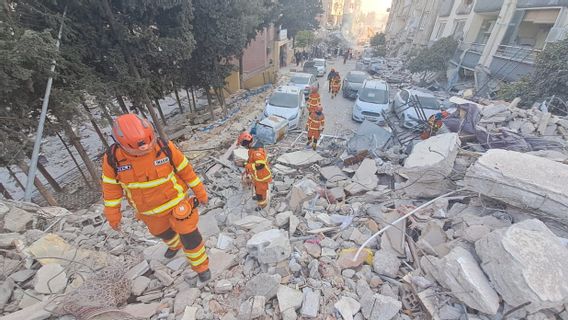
188,177,201,188
185,246,206,259
176,157,189,172
166,234,181,246
140,175,186,216
104,198,122,207
102,175,120,184
121,172,175,189
190,253,208,266
251,159,272,182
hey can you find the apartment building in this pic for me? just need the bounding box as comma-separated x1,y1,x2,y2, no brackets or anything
430,0,568,90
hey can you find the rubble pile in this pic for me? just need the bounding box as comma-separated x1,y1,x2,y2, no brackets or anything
2,97,568,320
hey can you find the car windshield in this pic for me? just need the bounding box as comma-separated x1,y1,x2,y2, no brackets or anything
304,62,315,68
269,92,298,108
346,73,367,83
415,96,440,110
314,60,325,67
290,76,309,84
359,88,388,104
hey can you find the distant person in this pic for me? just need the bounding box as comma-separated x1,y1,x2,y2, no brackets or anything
327,68,338,93
306,105,325,151
295,51,301,67
331,73,341,99
343,50,349,64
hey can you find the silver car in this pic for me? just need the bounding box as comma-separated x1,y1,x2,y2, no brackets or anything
313,58,326,76
352,79,390,125
288,72,319,98
393,89,442,129
342,71,368,99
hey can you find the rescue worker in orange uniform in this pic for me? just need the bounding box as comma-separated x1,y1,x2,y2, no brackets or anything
306,105,325,150
238,132,273,210
331,73,341,99
306,86,321,114
102,114,211,282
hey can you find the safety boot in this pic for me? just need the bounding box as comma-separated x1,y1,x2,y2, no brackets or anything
198,269,211,282
164,248,179,259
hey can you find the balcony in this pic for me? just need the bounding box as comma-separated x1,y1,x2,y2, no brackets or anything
494,45,541,64
451,42,485,69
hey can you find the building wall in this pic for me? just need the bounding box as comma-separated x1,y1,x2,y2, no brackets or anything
240,26,278,90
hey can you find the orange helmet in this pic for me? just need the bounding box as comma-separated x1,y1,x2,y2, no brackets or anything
112,114,156,156
311,86,319,93
238,131,253,147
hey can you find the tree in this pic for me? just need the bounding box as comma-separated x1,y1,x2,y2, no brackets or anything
279,0,323,40
497,37,568,107
295,30,315,49
407,36,458,82
370,32,386,56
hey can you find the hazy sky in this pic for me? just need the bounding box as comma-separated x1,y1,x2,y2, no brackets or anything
361,0,392,12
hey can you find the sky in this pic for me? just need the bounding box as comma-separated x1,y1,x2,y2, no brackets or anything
361,0,392,13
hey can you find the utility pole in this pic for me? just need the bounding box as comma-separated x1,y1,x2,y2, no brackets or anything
24,7,67,202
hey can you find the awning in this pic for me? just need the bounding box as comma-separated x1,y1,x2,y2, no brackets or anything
523,9,560,24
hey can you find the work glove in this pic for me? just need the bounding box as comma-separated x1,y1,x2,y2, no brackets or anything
197,194,208,205
106,212,122,231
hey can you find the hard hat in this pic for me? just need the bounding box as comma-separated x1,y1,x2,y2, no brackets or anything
238,131,253,147
315,105,323,113
112,114,156,156
311,86,319,93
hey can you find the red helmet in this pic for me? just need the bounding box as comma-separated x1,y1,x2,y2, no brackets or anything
238,131,253,147
112,114,156,156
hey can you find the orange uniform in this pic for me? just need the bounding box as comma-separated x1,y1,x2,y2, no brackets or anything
331,77,341,98
307,92,321,113
244,144,273,208
102,140,209,273
306,111,325,150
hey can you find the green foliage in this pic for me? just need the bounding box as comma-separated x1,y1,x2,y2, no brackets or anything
407,36,458,75
279,0,323,39
295,30,315,48
496,37,568,106
370,32,385,47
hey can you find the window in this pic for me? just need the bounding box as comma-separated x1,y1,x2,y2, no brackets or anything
269,93,299,108
359,88,389,104
453,20,466,40
435,22,446,39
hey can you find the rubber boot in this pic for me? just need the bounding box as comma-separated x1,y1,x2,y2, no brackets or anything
198,269,211,282
164,248,179,259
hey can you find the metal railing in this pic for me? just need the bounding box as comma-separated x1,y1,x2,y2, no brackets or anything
494,45,541,64
458,41,486,54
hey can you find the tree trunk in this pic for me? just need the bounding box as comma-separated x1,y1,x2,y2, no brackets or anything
190,87,198,113
17,161,58,206
154,98,168,126
37,162,63,192
238,54,244,90
172,81,184,114
98,102,114,125
185,88,194,113
56,132,92,189
101,0,168,140
0,183,13,200
116,95,129,114
205,88,215,121
82,102,110,149
60,121,100,190
7,166,25,191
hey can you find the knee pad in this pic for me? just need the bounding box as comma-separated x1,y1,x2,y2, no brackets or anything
179,229,203,250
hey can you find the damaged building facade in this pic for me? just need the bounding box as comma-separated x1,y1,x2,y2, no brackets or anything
385,0,568,93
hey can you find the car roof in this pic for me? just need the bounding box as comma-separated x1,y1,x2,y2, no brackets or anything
347,71,367,76
290,72,312,78
362,79,388,90
275,86,301,94
313,58,325,62
403,88,436,97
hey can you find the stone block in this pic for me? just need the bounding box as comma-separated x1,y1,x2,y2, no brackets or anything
246,229,291,264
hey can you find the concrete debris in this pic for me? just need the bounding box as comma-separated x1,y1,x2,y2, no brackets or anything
372,249,401,278
423,247,500,314
2,206,33,233
122,302,160,319
345,158,379,195
181,306,198,320
277,285,303,313
239,296,266,319
465,149,568,221
244,273,281,299
335,296,361,320
277,150,323,167
198,213,220,239
125,260,150,281
215,279,233,293
361,294,402,320
300,289,320,318
34,264,67,294
476,219,568,312
131,276,151,296
320,166,348,182
246,229,291,264
0,233,24,249
0,280,14,309
289,179,319,212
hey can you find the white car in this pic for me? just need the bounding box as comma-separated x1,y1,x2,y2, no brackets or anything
393,89,442,129
352,79,390,125
263,86,306,129
313,58,326,77
288,72,319,98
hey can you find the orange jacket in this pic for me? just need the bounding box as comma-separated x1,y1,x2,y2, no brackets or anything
245,146,272,183
102,141,207,223
307,93,321,112
307,112,325,132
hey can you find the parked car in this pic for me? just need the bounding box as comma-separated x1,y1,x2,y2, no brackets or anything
368,58,386,75
352,79,390,125
392,89,443,129
302,61,318,77
342,71,369,99
313,58,326,76
288,72,319,98
263,86,306,129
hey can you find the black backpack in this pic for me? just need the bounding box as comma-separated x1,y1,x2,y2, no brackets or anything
105,138,178,179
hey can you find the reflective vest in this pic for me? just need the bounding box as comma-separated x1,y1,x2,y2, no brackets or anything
307,93,321,112
245,147,273,183
307,113,325,131
101,141,206,217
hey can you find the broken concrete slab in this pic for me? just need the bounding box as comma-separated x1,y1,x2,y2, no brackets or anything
216,233,234,250
344,158,379,195
125,260,150,281
423,247,499,314
372,249,401,278
360,294,402,320
244,273,281,299
0,233,24,249
0,300,52,320
3,206,33,233
233,215,271,230
8,269,35,283
198,213,220,239
122,302,160,319
34,264,67,294
275,211,292,227
465,149,568,221
289,179,319,212
0,279,13,309
277,150,323,167
320,166,348,182
399,133,460,197
381,210,407,256
131,276,151,296
174,286,201,315
246,229,291,264
215,279,233,294
301,289,320,318
277,285,303,313
416,221,449,257
475,219,568,312
239,296,266,319
334,296,361,320
181,306,198,320
209,249,237,278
